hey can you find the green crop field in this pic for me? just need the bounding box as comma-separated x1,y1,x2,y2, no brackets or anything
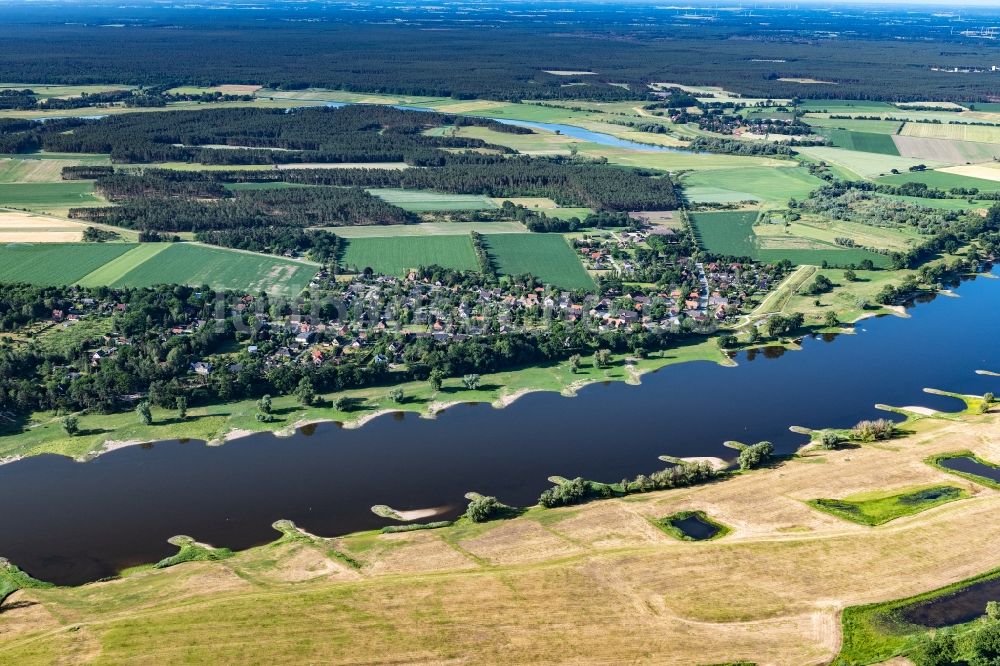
329,221,527,238
75,244,172,287
797,99,897,114
366,188,498,212
877,169,1000,192
690,211,889,267
108,243,319,297
483,233,594,290
223,182,314,192
0,243,136,285
802,117,903,134
339,235,479,275
680,166,823,205
0,182,99,210
815,129,900,155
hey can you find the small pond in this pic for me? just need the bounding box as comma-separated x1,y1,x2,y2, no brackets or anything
666,513,722,540
938,456,1000,484
900,577,1000,628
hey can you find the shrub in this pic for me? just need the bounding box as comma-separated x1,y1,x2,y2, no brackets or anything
851,418,896,442
816,430,842,450
465,495,503,523
62,415,79,436
738,441,774,470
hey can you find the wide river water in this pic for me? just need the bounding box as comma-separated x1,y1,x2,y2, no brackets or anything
3,269,999,585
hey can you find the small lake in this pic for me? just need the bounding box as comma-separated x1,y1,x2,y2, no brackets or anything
667,514,721,540
938,456,1000,484
1,269,999,585
901,577,1000,628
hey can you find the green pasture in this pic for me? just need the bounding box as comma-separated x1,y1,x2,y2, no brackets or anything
366,188,498,212
877,170,1000,192
680,166,823,205
807,485,967,526
0,182,99,211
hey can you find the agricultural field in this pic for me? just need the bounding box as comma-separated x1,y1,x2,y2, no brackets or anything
798,99,897,114
338,235,479,275
802,116,903,134
0,83,134,99
877,169,1000,192
0,210,86,242
795,146,947,180
0,242,136,285
106,244,319,296
937,163,1000,184
814,129,899,156
483,233,594,290
899,121,1000,145
680,166,823,205
366,188,497,212
75,244,173,287
0,155,109,183
329,221,527,238
891,135,1000,164
690,211,890,267
0,181,100,213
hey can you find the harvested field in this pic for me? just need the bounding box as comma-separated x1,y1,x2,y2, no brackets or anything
0,211,86,242
543,70,596,76
796,146,947,179
891,135,1000,163
777,77,836,84
938,163,1000,184
877,169,1000,191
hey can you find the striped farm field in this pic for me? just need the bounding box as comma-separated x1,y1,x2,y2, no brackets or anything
339,235,479,275
483,233,594,290
107,243,319,297
0,242,136,285
0,182,99,210
900,122,1000,144
891,135,1000,164
76,244,172,287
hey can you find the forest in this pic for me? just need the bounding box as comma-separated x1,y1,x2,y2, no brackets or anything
0,22,997,102
0,106,525,164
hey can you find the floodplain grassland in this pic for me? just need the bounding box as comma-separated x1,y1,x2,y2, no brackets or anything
338,235,480,275
483,233,594,290
794,146,947,180
0,243,136,285
3,407,1000,665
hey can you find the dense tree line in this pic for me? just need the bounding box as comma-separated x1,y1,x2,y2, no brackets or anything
72,185,414,231
7,106,524,165
136,156,678,211
688,137,795,157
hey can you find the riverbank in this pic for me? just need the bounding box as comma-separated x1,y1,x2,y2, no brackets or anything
2,399,998,664
0,337,729,465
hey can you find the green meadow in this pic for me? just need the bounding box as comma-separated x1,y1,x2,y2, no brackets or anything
339,235,480,275
483,233,594,290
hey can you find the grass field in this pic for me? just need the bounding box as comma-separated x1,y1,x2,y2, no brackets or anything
483,233,594,289
107,244,318,296
339,235,479,275
680,166,823,205
877,169,1000,192
815,129,900,155
222,182,314,191
0,156,109,184
807,485,968,526
0,243,136,285
795,146,947,180
690,211,890,267
0,182,99,211
366,188,498,212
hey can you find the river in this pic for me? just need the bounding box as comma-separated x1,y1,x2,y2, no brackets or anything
2,269,998,585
